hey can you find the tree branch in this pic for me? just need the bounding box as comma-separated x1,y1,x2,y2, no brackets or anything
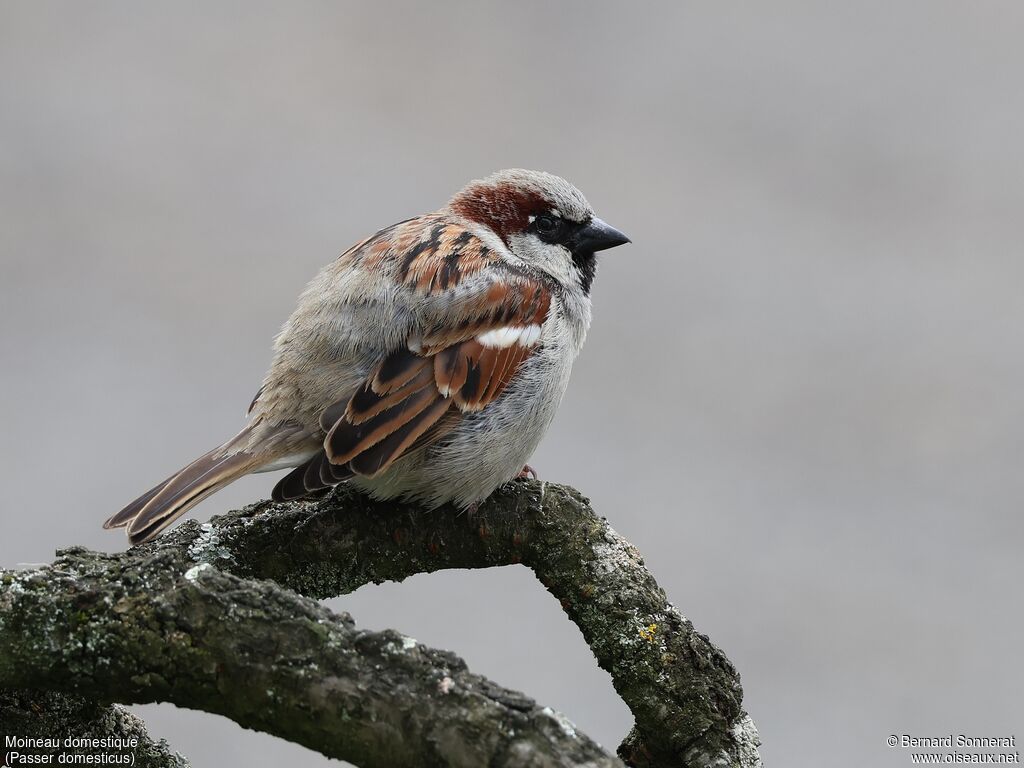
0,689,189,768
0,542,616,766
0,480,760,768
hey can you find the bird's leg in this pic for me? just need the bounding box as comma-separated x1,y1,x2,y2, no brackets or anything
516,464,538,480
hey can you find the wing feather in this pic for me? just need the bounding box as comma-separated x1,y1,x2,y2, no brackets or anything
326,382,439,465
348,397,452,477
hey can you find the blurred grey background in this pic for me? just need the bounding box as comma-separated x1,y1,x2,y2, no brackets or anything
2,2,1022,766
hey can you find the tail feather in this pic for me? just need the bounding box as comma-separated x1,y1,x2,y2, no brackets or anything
271,451,354,502
108,448,259,545
103,478,172,530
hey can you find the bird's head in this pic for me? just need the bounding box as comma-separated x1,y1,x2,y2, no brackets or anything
449,169,629,293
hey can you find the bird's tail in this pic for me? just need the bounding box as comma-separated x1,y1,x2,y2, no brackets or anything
104,429,271,545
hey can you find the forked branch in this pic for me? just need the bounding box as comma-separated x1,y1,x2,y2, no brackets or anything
0,481,760,768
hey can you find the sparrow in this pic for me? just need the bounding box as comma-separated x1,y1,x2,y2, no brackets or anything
105,169,629,544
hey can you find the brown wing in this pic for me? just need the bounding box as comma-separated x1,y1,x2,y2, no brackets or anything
272,274,550,501
327,276,549,474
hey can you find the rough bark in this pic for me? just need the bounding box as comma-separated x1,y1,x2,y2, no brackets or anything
0,689,188,767
0,480,761,768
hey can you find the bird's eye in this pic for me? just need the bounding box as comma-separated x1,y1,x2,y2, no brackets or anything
535,215,557,234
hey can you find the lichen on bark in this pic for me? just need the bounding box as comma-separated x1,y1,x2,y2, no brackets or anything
0,480,761,768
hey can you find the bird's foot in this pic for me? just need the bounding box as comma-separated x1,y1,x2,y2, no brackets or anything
516,464,538,480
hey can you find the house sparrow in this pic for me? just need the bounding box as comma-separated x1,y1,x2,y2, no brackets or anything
105,169,629,544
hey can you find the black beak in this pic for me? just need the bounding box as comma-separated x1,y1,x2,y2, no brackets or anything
571,217,631,254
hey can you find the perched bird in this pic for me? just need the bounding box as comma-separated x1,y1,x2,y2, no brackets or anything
105,169,629,544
